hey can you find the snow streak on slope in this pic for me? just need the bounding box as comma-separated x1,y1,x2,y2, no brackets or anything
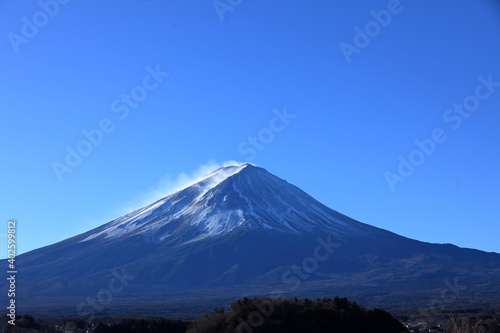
81,164,250,242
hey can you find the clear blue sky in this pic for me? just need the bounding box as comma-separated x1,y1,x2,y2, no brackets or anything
1,0,499,255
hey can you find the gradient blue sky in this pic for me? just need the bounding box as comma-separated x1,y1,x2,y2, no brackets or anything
1,0,499,256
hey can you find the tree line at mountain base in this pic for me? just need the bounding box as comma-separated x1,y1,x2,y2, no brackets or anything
186,296,406,333
2,296,500,333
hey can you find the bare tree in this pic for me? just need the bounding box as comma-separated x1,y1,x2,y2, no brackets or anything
446,316,482,333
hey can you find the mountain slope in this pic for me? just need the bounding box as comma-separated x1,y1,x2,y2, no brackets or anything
3,164,500,314
78,164,393,244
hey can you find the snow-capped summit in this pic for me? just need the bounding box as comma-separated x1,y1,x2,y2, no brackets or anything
80,163,376,245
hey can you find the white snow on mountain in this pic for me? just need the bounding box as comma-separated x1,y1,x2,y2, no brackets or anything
80,163,373,244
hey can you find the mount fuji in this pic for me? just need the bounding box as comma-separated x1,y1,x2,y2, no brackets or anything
5,163,500,315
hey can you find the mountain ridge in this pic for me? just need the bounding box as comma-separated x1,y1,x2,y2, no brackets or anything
77,163,397,246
